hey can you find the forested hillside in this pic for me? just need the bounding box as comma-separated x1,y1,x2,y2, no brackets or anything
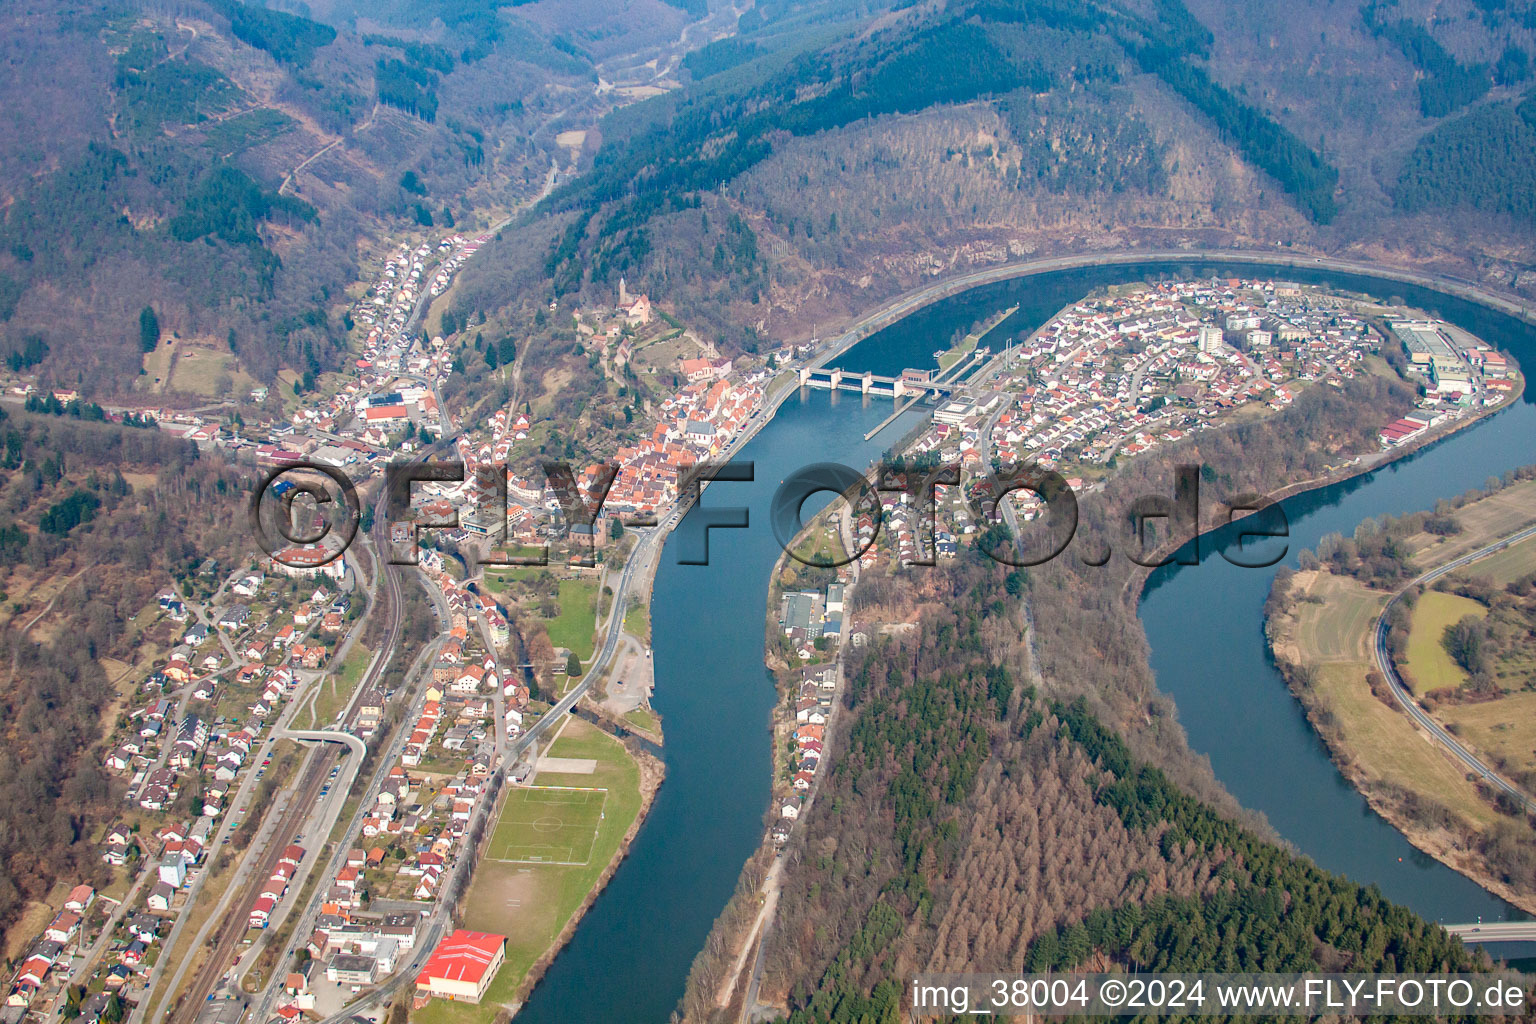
0,0,650,395
528,0,1342,335
717,374,1479,1024
1396,89,1536,222
0,410,249,953
451,0,1536,357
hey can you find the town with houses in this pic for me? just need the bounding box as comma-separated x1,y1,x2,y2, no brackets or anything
0,264,1518,1024
0,230,815,1024
834,279,1518,571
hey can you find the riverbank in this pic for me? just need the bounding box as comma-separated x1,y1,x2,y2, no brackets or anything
803,249,1536,371
436,721,663,1024
1263,465,1536,918
1267,566,1536,917
1120,360,1526,609
667,497,862,1024
507,740,666,1008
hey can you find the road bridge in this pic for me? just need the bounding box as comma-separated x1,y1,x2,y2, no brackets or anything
1443,921,1536,941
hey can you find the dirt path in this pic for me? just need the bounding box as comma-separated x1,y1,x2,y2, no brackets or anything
5,561,95,686
279,102,379,197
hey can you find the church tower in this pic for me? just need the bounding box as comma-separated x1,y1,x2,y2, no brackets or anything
618,276,628,307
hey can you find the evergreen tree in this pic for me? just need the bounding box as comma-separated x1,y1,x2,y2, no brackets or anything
138,306,160,353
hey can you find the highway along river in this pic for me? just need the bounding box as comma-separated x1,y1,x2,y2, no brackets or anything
512,261,1535,1022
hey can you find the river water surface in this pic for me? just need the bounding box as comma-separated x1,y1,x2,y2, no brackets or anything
513,261,1536,1023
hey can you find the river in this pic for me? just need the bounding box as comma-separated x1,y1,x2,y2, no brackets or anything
513,260,1536,1022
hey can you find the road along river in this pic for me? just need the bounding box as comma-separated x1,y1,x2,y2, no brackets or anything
511,258,1536,1022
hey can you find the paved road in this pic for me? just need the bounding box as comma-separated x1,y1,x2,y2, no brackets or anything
1444,921,1536,940
132,564,342,1024
505,523,664,765
1372,524,1536,816
802,250,1535,373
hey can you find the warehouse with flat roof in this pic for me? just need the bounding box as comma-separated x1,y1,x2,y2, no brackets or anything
1392,321,1458,364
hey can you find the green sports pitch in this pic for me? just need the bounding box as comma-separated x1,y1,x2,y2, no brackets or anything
487,786,608,865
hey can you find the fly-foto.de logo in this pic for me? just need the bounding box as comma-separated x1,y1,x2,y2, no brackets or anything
248,459,1290,571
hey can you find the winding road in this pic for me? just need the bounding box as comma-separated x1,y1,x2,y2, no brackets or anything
802,249,1535,378
504,522,664,764
1371,524,1536,816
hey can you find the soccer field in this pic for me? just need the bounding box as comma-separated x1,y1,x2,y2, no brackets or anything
488,787,608,865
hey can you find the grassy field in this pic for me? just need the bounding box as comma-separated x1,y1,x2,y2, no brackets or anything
936,333,978,372
1402,479,1536,565
1291,573,1386,663
1457,534,1536,586
938,303,1016,371
631,332,701,374
623,707,659,734
622,599,649,639
420,719,642,1024
166,343,256,398
1401,591,1485,696
1439,691,1536,780
762,369,798,405
1283,572,1500,831
304,645,370,729
481,548,556,592
486,787,606,865
140,337,175,391
546,579,598,661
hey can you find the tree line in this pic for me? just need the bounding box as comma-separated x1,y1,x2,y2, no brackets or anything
1395,91,1536,222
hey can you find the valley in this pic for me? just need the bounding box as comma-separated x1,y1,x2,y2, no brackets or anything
4,0,1536,1022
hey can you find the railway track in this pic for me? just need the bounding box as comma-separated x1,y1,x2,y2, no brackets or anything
165,492,411,1024
166,748,334,1024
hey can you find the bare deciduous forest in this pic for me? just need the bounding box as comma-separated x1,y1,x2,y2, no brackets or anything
671,374,1475,1024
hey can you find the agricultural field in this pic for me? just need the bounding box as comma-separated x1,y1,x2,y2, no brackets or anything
1288,572,1386,664
1401,479,1536,565
1438,692,1536,781
1275,571,1501,832
1457,534,1536,587
1400,591,1486,696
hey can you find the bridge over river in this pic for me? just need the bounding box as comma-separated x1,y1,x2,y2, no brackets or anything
1444,922,1536,941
